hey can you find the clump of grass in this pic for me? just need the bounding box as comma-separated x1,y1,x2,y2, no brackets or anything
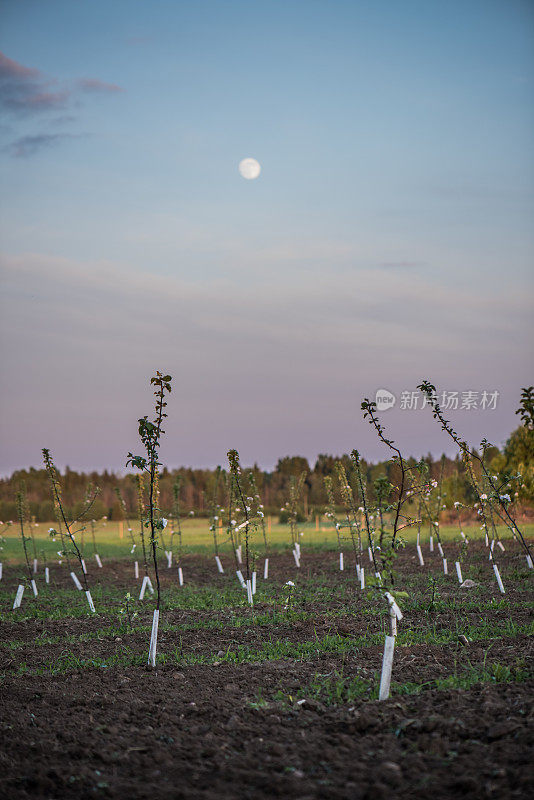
118,592,138,632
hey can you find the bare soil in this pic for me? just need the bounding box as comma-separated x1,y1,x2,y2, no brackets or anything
1,545,533,799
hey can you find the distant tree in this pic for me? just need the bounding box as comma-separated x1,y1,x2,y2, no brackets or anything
497,386,534,503
516,386,534,430
275,456,310,476
314,454,337,475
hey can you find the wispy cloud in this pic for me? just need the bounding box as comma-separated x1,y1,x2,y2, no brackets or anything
0,51,40,80
1,251,529,351
0,51,124,157
77,78,124,94
0,52,69,113
378,261,424,270
47,114,77,127
0,51,126,114
6,133,82,158
0,251,531,472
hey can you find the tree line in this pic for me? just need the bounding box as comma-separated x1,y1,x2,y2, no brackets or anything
1,421,531,523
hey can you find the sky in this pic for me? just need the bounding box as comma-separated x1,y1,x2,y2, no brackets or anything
0,0,533,475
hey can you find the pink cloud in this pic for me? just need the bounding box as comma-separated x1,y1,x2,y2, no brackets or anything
0,51,123,117
7,133,82,157
6,89,71,111
0,51,40,80
0,51,70,112
77,78,125,93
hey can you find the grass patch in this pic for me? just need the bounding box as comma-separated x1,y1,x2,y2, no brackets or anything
272,658,533,707
2,521,532,563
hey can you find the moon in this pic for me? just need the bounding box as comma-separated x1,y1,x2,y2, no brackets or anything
238,158,261,180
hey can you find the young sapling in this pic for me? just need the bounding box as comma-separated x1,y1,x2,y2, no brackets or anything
43,449,98,612
227,450,260,605
127,371,172,667
418,380,532,565
135,474,154,596
359,399,416,699
324,475,344,570
171,475,185,583
115,486,137,556
247,468,269,580
15,482,37,603
90,519,103,567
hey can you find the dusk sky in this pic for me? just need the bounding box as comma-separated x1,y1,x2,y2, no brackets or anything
1,0,533,474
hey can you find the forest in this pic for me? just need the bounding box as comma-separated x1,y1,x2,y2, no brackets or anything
1,419,532,522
